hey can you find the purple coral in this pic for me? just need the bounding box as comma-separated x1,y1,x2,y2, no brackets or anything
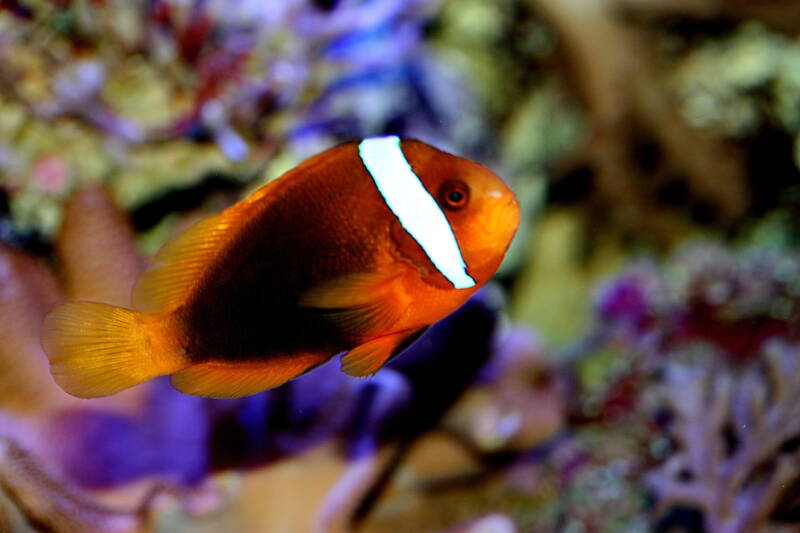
646,340,800,533
575,244,800,532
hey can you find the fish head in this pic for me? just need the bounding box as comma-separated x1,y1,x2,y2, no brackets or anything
401,140,521,287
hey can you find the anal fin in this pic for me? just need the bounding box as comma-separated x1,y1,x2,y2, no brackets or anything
341,329,422,377
170,353,328,398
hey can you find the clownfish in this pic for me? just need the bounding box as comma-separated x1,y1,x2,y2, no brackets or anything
42,136,519,399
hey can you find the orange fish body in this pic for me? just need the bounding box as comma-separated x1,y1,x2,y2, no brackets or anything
42,137,520,398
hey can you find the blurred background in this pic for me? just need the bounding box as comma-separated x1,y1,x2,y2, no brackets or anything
1,0,800,532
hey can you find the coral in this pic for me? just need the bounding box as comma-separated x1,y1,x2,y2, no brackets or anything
527,0,747,241
3,0,800,530
646,341,800,533
0,0,475,235
567,244,800,532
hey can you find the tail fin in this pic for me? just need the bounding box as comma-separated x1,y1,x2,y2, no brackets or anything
41,302,186,398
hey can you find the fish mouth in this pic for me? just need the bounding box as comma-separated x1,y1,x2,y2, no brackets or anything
466,197,520,274
479,196,520,242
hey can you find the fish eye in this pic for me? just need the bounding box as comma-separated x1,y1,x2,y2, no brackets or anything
438,180,470,211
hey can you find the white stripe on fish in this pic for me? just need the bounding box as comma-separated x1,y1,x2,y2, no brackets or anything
358,136,475,290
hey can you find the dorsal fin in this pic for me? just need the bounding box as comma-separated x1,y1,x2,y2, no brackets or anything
131,179,281,313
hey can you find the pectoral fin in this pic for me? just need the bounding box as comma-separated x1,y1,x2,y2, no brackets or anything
299,271,411,336
340,329,424,377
